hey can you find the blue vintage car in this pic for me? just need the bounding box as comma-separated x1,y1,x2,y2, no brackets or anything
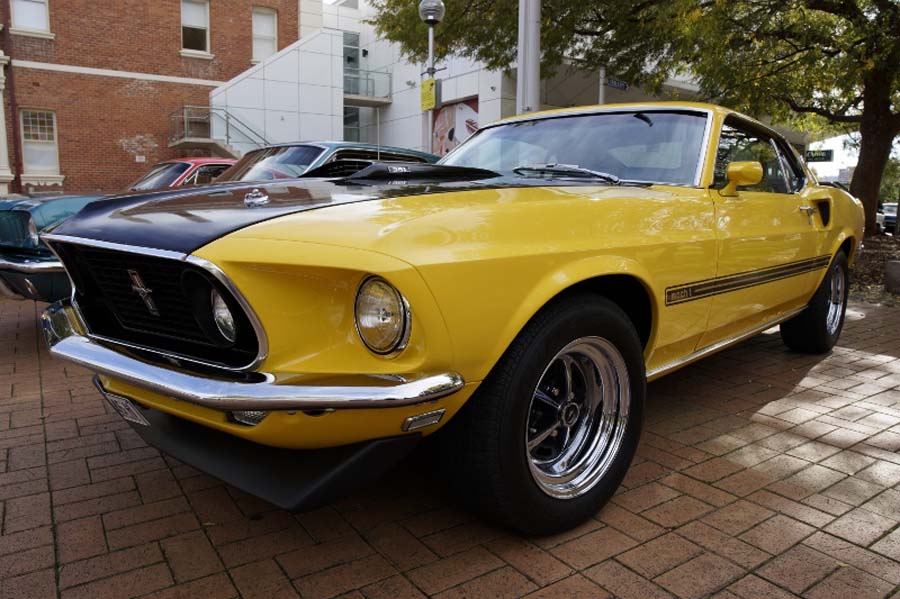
0,143,436,302
0,193,107,301
0,158,236,302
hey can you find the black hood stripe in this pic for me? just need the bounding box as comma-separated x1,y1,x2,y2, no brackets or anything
50,176,616,255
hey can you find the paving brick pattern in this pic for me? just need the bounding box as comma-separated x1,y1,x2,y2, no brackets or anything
2,298,900,598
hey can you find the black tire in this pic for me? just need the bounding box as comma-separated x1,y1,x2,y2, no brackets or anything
780,251,849,353
440,294,645,535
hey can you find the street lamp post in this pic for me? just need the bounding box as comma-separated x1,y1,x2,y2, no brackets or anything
418,0,444,153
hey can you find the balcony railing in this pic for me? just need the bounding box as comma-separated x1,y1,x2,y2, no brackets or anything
169,106,268,153
344,68,391,99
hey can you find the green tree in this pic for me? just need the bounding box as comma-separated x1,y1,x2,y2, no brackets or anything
371,0,900,236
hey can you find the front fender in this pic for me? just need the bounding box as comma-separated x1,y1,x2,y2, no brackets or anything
418,253,658,383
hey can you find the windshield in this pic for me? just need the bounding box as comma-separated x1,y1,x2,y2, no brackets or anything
217,145,325,182
885,204,897,215
441,110,708,186
129,162,191,191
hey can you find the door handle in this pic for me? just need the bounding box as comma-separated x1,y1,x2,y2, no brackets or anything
799,205,815,224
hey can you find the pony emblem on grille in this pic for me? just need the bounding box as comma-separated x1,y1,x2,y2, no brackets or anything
244,188,270,207
127,269,160,316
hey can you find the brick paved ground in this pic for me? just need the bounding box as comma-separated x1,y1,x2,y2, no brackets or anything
1,298,900,599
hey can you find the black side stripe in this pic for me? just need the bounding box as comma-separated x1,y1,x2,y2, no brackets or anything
665,255,831,306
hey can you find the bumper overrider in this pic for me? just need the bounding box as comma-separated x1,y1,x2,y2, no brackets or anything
41,300,466,510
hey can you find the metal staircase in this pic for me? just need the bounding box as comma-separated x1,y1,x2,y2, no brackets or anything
168,106,269,158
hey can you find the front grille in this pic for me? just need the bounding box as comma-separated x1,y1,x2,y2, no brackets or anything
52,242,260,369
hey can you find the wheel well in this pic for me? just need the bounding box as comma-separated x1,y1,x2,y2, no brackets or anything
556,275,653,348
839,237,854,261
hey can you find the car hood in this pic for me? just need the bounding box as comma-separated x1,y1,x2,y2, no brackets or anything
0,193,107,229
49,176,537,254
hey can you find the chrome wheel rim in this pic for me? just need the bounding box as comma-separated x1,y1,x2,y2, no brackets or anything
525,336,630,499
826,263,845,336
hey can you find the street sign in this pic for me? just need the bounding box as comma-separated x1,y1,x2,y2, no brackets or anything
421,78,437,111
606,77,629,91
806,149,834,162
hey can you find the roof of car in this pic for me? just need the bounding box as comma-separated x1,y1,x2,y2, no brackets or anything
494,101,739,126
161,157,237,166
261,141,438,161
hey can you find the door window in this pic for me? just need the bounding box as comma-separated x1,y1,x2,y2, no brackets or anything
714,121,789,193
181,163,232,185
774,142,806,192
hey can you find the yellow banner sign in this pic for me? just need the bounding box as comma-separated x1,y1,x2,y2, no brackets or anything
421,78,436,111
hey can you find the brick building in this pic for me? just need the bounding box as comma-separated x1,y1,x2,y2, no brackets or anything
0,0,298,194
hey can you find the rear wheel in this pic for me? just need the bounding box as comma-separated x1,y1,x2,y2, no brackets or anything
441,294,645,535
780,251,848,353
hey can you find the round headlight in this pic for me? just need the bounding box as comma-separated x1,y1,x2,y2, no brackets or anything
355,277,410,355
210,289,237,343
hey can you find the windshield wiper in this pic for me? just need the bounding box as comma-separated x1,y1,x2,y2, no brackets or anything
512,163,621,184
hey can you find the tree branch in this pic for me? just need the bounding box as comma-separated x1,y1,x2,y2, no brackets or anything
781,97,863,123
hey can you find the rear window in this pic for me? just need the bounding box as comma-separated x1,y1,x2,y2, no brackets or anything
218,145,324,182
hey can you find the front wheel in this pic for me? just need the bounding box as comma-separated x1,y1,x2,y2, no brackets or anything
441,295,645,535
780,251,849,353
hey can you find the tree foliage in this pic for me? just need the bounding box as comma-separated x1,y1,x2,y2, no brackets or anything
370,0,900,235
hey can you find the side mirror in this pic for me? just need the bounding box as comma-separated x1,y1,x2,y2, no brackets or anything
720,161,763,197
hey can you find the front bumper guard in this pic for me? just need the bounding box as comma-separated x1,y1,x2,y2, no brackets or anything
42,300,465,411
0,256,64,273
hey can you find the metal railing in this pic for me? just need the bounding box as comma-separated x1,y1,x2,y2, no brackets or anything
344,68,391,98
169,106,268,151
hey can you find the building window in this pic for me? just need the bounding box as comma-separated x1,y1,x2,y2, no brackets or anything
344,107,360,142
20,110,59,174
11,0,50,32
181,0,210,54
343,32,361,94
252,7,277,62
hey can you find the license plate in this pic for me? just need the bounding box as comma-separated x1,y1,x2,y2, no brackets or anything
106,393,150,426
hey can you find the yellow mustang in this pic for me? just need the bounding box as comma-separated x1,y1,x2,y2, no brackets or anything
42,102,863,534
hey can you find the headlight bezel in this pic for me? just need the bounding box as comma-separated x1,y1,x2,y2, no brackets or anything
354,275,412,357
25,216,41,248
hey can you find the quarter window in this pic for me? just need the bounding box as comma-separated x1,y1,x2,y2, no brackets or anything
714,121,789,193
11,0,49,31
181,0,210,53
252,7,277,62
775,142,806,192
20,109,59,174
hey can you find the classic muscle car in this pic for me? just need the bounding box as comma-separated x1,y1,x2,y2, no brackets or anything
216,141,438,181
41,102,863,534
0,157,235,302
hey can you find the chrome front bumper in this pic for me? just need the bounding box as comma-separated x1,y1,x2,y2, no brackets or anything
42,301,465,410
0,256,64,273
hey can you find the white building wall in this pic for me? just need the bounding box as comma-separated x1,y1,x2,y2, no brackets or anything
210,28,345,155
209,0,732,157
210,0,516,155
